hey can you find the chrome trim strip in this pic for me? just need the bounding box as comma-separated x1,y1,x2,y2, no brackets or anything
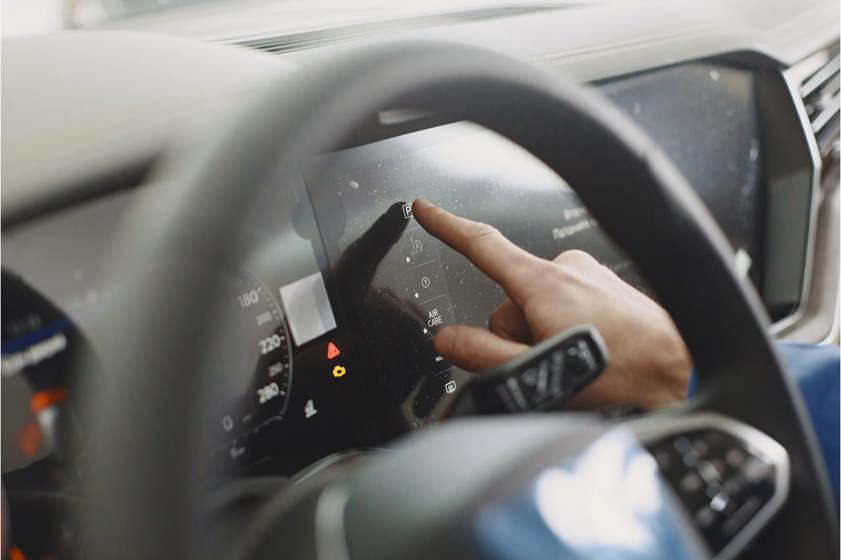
632,412,791,560
788,49,833,87
769,61,825,337
823,171,841,345
821,285,841,344
293,449,378,483
315,484,352,560
811,94,840,134
800,54,840,99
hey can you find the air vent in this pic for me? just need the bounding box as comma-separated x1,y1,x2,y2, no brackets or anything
234,6,559,55
792,45,840,159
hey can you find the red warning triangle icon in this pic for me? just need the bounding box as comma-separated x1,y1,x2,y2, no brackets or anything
326,342,341,360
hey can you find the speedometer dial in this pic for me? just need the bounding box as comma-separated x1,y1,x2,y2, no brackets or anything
213,272,293,441
240,276,292,418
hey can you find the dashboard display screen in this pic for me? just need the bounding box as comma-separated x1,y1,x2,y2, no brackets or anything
306,124,640,426
600,62,763,285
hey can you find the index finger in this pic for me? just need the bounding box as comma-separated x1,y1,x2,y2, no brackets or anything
412,198,546,301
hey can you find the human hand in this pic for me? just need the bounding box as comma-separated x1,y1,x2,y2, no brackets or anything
412,198,692,410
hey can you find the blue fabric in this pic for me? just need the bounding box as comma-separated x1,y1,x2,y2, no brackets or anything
776,342,840,502
688,342,840,502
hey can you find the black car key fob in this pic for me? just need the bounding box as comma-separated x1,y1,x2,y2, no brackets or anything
448,325,608,416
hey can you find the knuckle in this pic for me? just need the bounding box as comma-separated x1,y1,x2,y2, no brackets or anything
553,249,595,266
464,341,486,364
518,259,562,290
488,310,504,332
451,329,482,362
464,223,500,252
545,260,574,282
430,204,448,220
435,330,456,361
447,327,475,358
425,205,446,227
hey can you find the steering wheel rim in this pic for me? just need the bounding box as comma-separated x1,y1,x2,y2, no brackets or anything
82,41,837,559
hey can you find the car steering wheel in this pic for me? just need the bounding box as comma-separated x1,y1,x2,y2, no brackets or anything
80,42,838,559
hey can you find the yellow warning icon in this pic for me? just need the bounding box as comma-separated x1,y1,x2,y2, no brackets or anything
332,365,347,378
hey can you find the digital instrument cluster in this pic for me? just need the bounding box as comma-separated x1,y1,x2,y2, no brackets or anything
204,268,362,473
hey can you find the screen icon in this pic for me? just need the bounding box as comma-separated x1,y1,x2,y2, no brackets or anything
304,399,318,418
326,341,341,360
410,237,424,257
332,365,347,378
221,415,234,432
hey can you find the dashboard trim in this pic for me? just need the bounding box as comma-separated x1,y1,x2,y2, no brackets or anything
769,54,827,337
314,484,352,560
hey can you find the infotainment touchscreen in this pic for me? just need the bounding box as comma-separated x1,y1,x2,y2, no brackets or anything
305,124,638,424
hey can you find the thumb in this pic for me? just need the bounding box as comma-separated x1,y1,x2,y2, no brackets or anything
434,325,529,373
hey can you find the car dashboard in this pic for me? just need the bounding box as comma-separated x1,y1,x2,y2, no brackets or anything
2,1,839,484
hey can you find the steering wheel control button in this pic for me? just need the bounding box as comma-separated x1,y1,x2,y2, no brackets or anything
695,506,718,529
680,472,704,493
447,325,608,416
642,418,789,558
564,341,598,378
725,448,746,468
